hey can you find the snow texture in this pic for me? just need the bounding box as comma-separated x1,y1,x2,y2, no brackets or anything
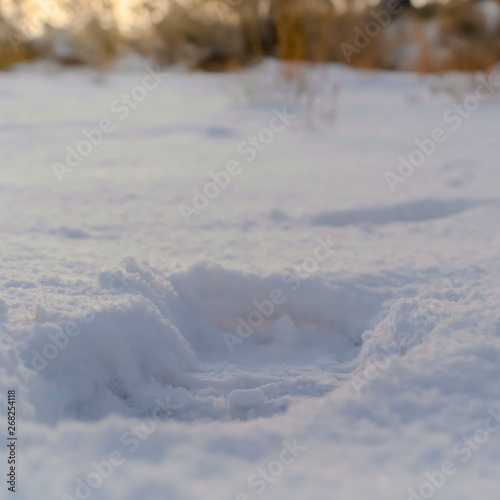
1,59,500,500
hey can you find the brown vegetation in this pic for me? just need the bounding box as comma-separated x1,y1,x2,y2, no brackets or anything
0,0,500,73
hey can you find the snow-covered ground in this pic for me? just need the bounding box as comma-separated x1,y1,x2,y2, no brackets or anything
1,59,500,500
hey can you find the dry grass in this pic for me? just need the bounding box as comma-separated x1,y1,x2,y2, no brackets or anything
0,7,37,69
381,0,500,73
0,0,500,73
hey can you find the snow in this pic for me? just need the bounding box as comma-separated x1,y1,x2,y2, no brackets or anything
478,0,500,33
1,59,500,500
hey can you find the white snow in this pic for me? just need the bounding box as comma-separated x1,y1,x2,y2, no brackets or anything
1,59,500,500
479,0,500,33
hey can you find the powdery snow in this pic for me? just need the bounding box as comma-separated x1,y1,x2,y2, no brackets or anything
1,59,500,500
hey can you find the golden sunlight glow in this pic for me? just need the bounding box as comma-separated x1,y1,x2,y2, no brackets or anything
3,0,450,36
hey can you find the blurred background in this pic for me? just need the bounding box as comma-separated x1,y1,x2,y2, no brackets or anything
1,0,500,72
